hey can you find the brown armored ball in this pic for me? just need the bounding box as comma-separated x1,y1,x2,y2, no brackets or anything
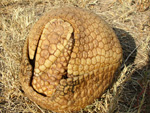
20,6,123,113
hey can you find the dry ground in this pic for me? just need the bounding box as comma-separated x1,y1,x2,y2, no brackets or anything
0,0,150,113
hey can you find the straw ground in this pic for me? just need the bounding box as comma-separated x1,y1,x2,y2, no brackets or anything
0,0,150,112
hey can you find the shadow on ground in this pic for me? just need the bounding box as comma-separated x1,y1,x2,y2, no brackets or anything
114,28,137,67
113,28,150,112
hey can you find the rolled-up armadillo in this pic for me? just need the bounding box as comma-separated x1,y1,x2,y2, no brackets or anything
20,6,123,113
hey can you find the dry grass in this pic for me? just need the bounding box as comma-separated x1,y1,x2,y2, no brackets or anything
0,0,150,113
